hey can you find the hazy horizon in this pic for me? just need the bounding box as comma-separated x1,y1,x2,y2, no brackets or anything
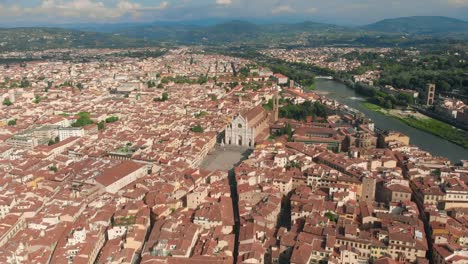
1,0,468,27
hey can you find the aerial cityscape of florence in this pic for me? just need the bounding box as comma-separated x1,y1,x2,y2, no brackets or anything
1,1,468,263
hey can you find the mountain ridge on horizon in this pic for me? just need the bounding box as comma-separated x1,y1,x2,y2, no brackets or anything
2,15,468,30
362,16,468,34
1,16,468,52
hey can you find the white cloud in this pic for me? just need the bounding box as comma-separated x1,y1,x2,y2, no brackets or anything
447,0,468,7
271,5,295,15
216,0,232,6
0,0,169,21
118,0,141,10
2,0,468,25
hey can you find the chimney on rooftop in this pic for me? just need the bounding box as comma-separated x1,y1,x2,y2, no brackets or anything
306,116,313,123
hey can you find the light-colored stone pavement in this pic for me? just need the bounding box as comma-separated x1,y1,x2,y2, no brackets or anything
200,145,251,171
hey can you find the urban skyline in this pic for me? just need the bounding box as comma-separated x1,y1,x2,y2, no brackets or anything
1,2,468,264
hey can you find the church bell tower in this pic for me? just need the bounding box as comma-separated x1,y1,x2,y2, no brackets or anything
273,93,279,123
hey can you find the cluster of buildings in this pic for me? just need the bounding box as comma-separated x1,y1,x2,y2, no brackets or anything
0,48,166,61
435,97,468,125
382,82,468,127
261,48,390,72
0,48,267,166
228,87,468,263
353,71,381,86
0,47,467,264
0,48,275,264
380,85,420,101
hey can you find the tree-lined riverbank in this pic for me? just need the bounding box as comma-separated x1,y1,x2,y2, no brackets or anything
313,79,468,162
362,102,468,149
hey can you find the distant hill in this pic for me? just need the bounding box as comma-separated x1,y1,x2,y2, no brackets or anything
0,27,153,52
98,20,358,46
363,16,468,35
3,17,468,51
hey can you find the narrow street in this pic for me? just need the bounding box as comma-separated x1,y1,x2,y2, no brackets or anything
228,168,241,264
201,145,252,263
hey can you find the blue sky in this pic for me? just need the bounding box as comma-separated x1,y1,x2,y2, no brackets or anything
1,0,468,26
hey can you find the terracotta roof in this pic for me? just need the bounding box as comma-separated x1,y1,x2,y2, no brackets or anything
95,161,146,187
242,105,265,123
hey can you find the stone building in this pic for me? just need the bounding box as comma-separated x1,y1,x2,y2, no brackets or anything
426,83,436,105
361,177,377,202
225,95,278,147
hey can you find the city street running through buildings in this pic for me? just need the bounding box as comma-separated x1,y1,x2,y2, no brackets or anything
201,144,253,263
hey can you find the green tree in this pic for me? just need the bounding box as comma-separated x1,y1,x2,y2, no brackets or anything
46,81,53,91
314,101,328,118
161,77,169,84
33,95,42,104
198,74,208,84
162,92,168,101
384,99,393,109
7,119,16,126
229,82,239,89
97,121,105,130
279,100,328,121
263,99,274,111
154,92,168,102
49,165,58,173
105,116,119,123
147,80,156,88
239,67,249,78
324,212,338,223
72,112,93,127
436,80,451,92
276,123,294,141
48,137,59,146
191,125,204,133
396,93,414,106
2,98,12,106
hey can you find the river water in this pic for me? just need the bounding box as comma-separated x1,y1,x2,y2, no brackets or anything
313,79,468,163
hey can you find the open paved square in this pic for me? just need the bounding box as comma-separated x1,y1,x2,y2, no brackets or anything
200,145,251,171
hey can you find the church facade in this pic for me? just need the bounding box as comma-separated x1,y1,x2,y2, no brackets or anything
225,114,257,147
225,95,278,148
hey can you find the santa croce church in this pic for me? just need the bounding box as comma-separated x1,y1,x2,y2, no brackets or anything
225,95,279,148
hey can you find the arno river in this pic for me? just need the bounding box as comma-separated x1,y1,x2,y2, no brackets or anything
314,79,468,163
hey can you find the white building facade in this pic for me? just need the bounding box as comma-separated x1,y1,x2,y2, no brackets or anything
225,115,255,147
59,127,85,141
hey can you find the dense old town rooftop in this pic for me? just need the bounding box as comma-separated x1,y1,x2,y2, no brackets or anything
0,47,467,264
